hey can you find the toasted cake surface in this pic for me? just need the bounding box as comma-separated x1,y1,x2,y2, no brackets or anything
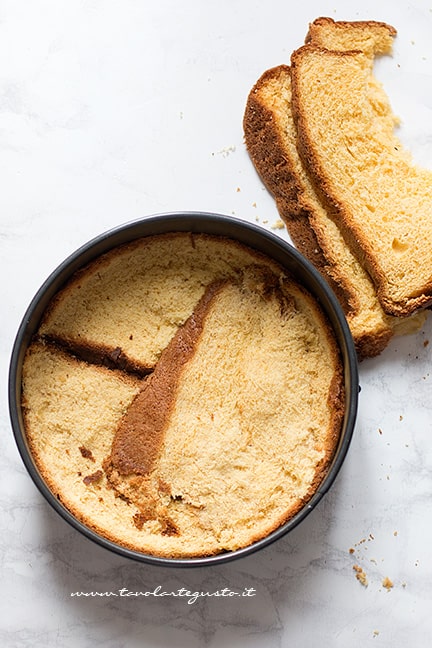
22,233,344,558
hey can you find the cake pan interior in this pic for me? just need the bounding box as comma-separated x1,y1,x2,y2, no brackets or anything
9,211,359,566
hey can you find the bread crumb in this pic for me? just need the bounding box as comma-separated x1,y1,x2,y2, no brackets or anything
252,202,257,208
382,577,393,591
373,630,380,637
349,547,355,554
236,187,241,192
378,428,383,435
424,339,429,347
394,530,398,536
217,145,236,157
271,219,285,230
399,415,403,421
353,564,368,587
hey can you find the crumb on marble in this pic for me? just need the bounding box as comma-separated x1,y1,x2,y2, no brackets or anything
219,145,236,157
211,145,236,157
353,564,368,587
271,219,285,230
349,547,355,554
382,577,393,591
373,630,380,637
424,339,429,347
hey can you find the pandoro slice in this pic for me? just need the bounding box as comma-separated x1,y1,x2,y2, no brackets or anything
290,42,432,316
243,20,426,357
21,341,143,529
38,233,272,374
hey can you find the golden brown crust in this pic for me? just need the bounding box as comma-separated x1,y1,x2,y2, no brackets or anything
41,334,153,377
243,66,304,210
243,67,355,308
306,17,397,47
289,47,372,269
273,197,350,312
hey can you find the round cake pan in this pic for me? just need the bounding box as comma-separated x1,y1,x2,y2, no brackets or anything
9,211,359,566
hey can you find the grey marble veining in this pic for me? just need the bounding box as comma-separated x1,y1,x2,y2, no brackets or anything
1,1,432,645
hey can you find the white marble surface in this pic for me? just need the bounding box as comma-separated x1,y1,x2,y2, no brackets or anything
1,0,432,645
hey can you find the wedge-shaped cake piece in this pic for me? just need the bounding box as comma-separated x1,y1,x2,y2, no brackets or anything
290,43,432,316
